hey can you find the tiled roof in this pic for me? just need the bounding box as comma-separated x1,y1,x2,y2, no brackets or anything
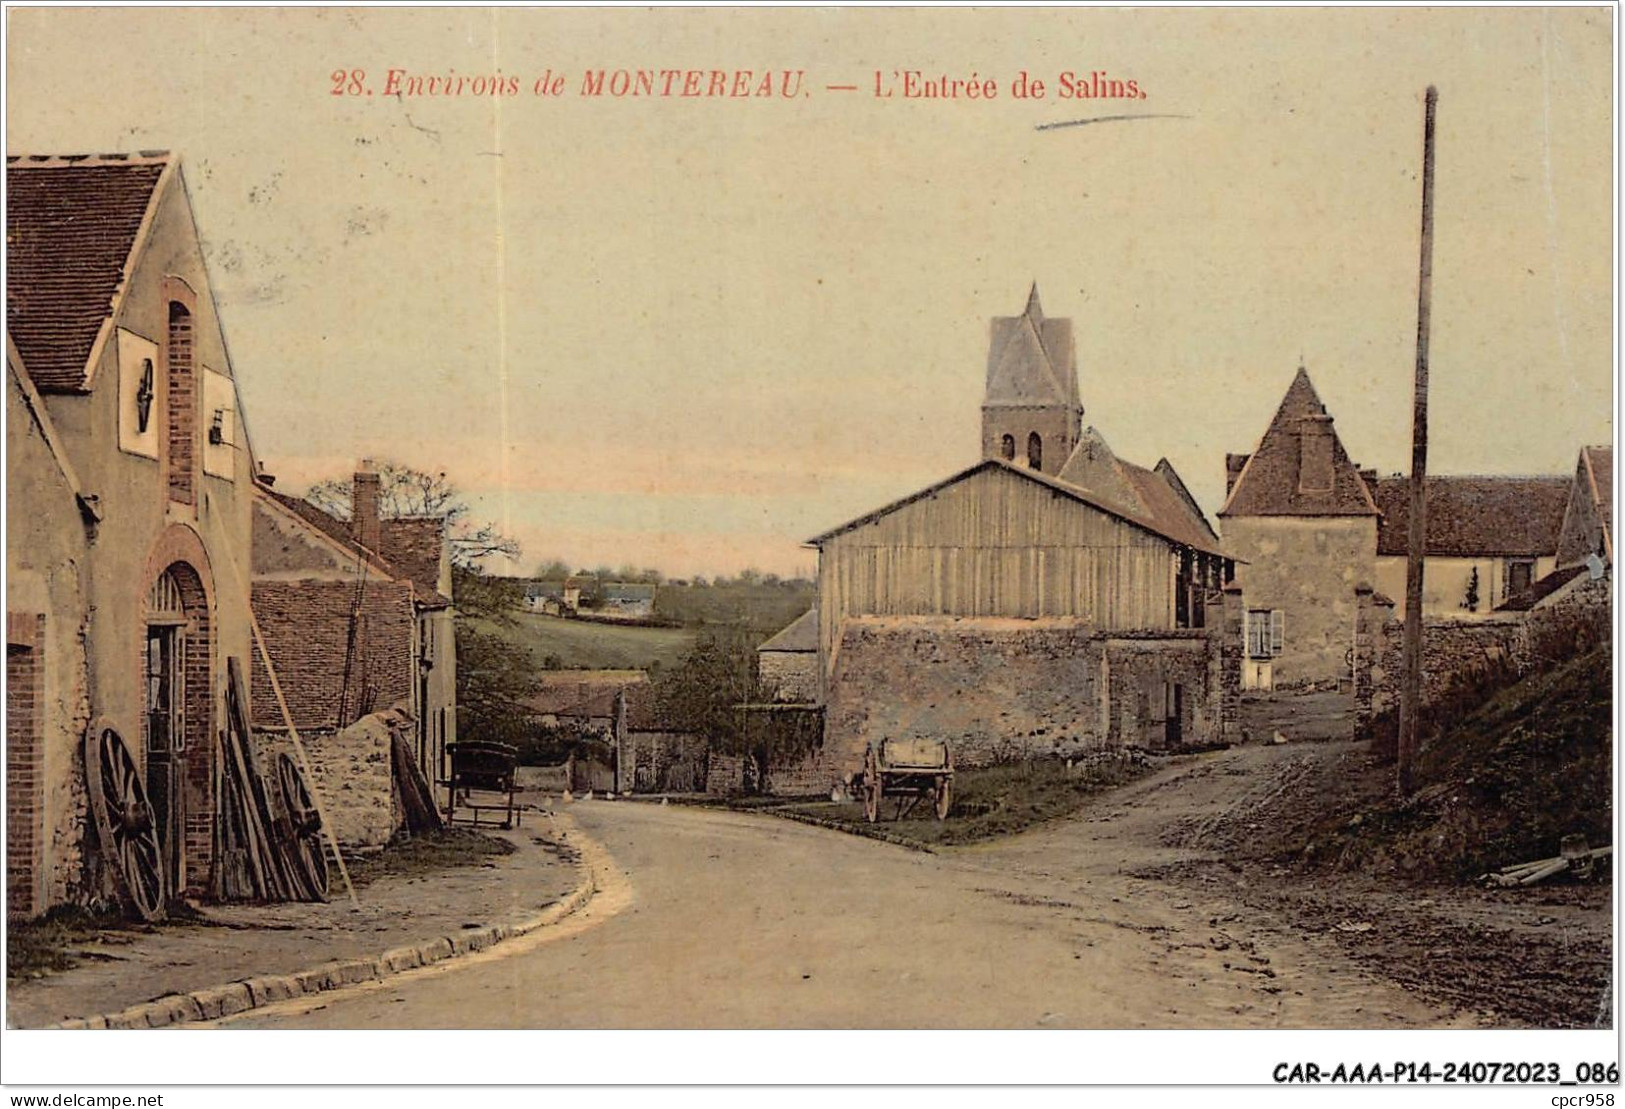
1057,428,1223,554
380,518,450,607
262,487,379,565
983,284,1080,410
1220,366,1379,518
1373,475,1570,558
7,154,170,392
758,606,818,653
524,673,645,718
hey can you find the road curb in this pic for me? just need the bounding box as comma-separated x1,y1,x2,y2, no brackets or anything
46,821,599,1030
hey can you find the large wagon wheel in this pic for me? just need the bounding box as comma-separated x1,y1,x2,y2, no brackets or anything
863,744,881,824
83,720,167,922
934,747,955,821
276,753,329,901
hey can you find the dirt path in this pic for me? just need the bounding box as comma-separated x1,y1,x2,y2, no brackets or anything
224,780,1474,1029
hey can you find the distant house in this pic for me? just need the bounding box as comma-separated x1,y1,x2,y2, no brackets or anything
614,684,707,794
1371,474,1569,618
602,582,656,618
525,577,587,615
757,606,818,703
525,671,648,736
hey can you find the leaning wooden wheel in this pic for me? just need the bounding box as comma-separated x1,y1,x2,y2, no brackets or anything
276,753,329,901
83,720,167,922
934,776,953,821
863,744,881,824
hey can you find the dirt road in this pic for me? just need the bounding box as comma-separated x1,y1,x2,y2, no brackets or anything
224,755,1479,1029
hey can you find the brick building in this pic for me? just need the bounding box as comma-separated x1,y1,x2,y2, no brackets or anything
6,153,260,915
250,461,456,816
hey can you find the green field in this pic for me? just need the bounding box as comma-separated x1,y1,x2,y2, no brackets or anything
477,611,697,672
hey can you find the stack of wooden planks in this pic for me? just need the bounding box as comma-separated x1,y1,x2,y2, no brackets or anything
214,657,326,902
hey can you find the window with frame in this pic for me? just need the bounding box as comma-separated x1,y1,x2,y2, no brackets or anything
1247,609,1284,660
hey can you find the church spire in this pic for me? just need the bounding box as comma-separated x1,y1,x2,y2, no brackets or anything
1024,281,1043,320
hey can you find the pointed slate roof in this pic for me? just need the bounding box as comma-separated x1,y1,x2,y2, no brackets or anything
1219,366,1379,518
983,283,1079,410
7,153,173,393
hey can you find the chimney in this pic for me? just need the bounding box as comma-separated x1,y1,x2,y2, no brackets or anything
1225,453,1251,497
1358,467,1378,499
1296,413,1335,494
352,459,382,553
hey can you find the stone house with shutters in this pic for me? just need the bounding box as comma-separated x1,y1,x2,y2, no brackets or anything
1223,368,1603,692
804,289,1242,786
1219,366,1382,690
6,153,261,916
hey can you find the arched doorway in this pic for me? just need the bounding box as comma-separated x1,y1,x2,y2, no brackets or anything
143,561,212,898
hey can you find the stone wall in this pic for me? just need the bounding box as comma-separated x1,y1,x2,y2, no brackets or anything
254,711,400,851
1222,515,1377,687
1367,571,1610,726
760,650,818,703
819,613,1235,789
619,729,708,793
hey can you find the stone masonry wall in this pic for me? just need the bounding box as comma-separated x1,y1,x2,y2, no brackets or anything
1368,572,1609,724
820,615,1230,789
254,712,399,851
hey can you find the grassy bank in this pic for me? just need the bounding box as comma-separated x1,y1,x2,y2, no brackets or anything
471,611,695,672
746,753,1156,848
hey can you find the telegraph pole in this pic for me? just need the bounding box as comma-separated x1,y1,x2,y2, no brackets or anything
1398,86,1438,797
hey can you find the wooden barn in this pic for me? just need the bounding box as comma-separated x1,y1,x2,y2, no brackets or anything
798,288,1244,784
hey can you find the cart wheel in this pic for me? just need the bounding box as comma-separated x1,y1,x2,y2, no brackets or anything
934,777,952,821
863,744,880,824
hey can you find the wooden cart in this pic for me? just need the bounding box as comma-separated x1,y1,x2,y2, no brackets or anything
861,738,954,823
443,741,522,829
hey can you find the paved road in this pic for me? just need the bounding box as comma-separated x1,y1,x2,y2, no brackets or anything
226,772,1476,1029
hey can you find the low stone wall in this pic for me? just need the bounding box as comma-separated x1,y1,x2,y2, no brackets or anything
1365,572,1610,727
819,614,1234,788
705,753,746,796
253,712,399,851
620,729,707,793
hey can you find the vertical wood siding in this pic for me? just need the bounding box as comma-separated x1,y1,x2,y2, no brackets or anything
818,467,1178,668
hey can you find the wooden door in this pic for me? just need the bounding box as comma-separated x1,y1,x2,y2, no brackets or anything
144,624,186,889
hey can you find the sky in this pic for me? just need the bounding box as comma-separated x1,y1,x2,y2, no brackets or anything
6,7,1614,579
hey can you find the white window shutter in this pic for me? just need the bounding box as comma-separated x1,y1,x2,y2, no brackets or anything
1270,609,1284,656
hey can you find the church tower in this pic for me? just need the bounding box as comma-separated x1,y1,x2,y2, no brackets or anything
981,283,1082,476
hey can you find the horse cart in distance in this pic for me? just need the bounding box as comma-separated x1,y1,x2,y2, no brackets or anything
861,737,954,823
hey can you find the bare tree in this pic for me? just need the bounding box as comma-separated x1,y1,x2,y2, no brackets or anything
304,461,518,570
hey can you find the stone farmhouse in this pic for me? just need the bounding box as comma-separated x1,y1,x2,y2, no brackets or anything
6,153,457,918
1223,368,1608,691
800,288,1242,788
